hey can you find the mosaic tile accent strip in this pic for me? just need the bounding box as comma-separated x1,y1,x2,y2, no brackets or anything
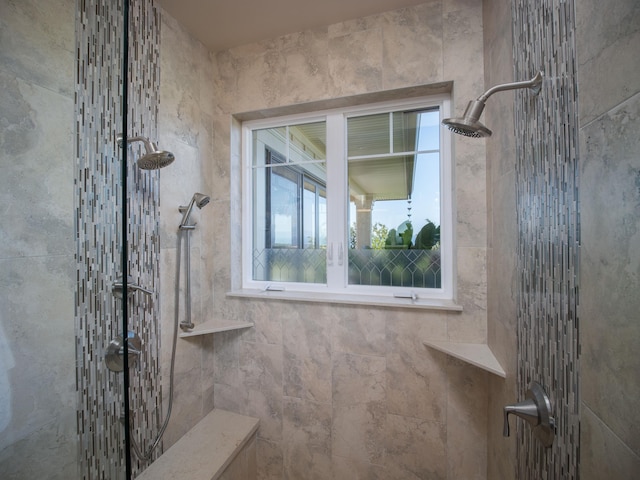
74,0,162,478
512,0,580,478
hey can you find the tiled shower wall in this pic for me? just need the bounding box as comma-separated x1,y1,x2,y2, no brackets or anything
0,1,77,478
512,0,580,478
74,0,163,477
577,0,640,477
211,2,492,478
487,0,640,478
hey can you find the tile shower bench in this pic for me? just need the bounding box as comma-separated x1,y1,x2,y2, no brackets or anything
137,409,259,480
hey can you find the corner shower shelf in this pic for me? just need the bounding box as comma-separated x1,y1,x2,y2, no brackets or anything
424,341,506,378
179,320,253,338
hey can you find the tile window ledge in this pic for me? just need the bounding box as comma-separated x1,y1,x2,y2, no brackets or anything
179,320,254,338
226,288,463,312
424,341,506,378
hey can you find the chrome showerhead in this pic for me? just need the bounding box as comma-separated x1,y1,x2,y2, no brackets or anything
117,134,175,169
442,100,492,138
443,71,543,138
179,192,211,229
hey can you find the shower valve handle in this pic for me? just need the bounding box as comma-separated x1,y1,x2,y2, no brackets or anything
503,381,555,448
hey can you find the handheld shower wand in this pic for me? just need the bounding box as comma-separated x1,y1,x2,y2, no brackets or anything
179,193,211,229
178,193,211,331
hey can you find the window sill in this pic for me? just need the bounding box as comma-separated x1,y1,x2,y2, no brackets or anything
179,320,254,338
226,288,463,312
424,341,506,377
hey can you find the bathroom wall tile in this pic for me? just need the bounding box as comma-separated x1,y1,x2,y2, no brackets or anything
283,311,332,404
271,29,330,107
0,255,75,452
446,362,488,480
163,363,205,447
328,28,383,97
0,408,77,479
581,406,640,480
483,0,519,477
386,315,448,420
455,140,488,248
382,3,443,90
452,247,488,343
257,438,284,480
158,137,202,246
332,352,386,464
576,0,640,124
213,330,243,388
385,413,447,480
282,397,332,480
242,301,284,345
332,306,386,357
239,341,284,442
331,455,387,480
442,0,485,112
0,0,74,97
580,92,640,455
159,12,204,148
486,375,516,480
0,72,74,259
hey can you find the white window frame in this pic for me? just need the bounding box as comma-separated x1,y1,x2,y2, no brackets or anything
238,95,458,309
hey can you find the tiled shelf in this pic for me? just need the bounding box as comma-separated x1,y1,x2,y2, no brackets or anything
424,341,506,378
179,320,253,338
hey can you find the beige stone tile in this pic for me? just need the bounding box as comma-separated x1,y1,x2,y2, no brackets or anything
332,352,386,464
0,0,74,96
243,301,284,345
328,28,383,97
452,247,488,342
576,0,640,124
159,12,205,148
580,92,640,454
447,362,488,479
0,255,75,451
282,397,332,479
0,73,74,259
271,29,330,107
332,306,386,357
283,312,332,404
257,438,283,480
382,3,443,90
455,140,488,248
581,406,640,480
331,455,387,480
385,413,447,479
386,315,448,420
213,330,242,387
239,341,284,442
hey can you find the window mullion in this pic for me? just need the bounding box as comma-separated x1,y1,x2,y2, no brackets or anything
325,112,347,289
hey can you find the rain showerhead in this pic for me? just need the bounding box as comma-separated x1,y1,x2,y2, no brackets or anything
179,192,210,229
443,71,543,138
117,134,175,169
442,100,492,138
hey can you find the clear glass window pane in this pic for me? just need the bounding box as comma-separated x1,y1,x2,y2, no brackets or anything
251,120,327,284
347,113,390,157
348,117,441,288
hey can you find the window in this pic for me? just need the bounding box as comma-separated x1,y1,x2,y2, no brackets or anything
242,96,454,305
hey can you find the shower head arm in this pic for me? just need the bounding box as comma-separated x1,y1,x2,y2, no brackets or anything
116,134,157,153
478,71,543,102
